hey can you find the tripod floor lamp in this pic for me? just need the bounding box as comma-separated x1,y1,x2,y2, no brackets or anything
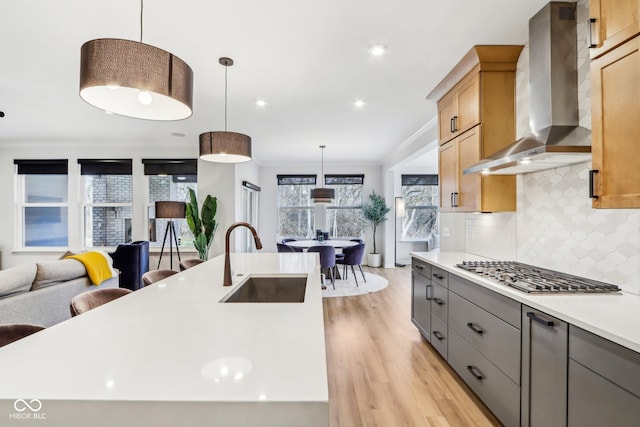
156,201,185,270
394,197,406,267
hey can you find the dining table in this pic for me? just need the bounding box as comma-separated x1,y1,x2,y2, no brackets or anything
284,239,359,250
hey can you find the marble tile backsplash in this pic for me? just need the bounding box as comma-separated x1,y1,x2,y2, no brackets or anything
517,163,640,294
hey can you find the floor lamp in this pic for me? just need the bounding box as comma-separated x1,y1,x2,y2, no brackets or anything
395,197,406,267
155,201,185,270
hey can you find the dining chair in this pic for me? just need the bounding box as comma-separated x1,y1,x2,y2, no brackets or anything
308,245,336,289
336,243,366,285
277,243,298,253
179,258,204,271
142,269,178,286
282,238,297,243
0,324,45,348
70,288,132,317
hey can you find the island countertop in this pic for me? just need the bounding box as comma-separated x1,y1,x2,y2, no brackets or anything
0,253,328,427
411,251,640,354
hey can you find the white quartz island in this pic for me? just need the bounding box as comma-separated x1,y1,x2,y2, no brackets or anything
0,253,328,427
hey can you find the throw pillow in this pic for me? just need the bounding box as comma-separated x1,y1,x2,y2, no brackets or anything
32,259,87,290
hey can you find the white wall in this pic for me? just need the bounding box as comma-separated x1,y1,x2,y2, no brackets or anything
258,162,383,259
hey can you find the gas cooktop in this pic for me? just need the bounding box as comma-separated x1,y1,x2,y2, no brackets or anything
456,261,621,294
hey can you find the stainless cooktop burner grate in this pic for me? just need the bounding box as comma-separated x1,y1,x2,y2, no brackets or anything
455,261,620,294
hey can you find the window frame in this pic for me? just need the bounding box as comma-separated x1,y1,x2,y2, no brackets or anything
325,174,364,239
400,174,439,242
277,175,316,239
14,159,70,250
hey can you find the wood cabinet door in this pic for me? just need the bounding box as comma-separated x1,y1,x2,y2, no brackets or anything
455,73,480,135
589,0,640,59
438,93,457,144
439,140,458,211
591,36,640,208
457,127,481,212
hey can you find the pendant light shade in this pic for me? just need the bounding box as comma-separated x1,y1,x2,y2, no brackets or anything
80,39,193,120
311,145,335,203
79,1,193,121
199,57,252,163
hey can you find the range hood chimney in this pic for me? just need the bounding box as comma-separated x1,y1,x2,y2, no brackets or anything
465,2,591,175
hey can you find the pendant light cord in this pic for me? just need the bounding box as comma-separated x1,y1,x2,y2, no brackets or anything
139,0,144,43
224,64,228,131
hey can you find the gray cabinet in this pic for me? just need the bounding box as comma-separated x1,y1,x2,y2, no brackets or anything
568,326,640,427
411,259,431,339
521,306,568,427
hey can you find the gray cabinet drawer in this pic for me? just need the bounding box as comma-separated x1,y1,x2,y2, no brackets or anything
412,258,431,279
430,314,448,359
431,282,448,322
449,292,520,384
431,266,448,288
449,273,521,328
449,330,520,427
411,272,431,339
569,325,640,398
568,359,640,427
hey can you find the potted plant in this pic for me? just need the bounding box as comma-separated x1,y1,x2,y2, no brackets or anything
185,188,218,261
361,191,390,267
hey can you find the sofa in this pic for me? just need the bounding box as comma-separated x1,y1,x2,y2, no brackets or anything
0,258,119,327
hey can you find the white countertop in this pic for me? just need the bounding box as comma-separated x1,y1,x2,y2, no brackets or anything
411,251,640,354
0,253,328,427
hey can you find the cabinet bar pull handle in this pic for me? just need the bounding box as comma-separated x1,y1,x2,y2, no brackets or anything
450,117,455,133
527,311,555,327
466,365,484,380
452,115,458,132
450,192,455,207
433,298,445,306
426,284,433,301
433,273,444,280
433,331,445,341
415,264,424,270
467,322,484,335
589,170,599,199
587,18,597,48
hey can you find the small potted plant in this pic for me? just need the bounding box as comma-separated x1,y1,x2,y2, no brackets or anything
185,189,218,261
362,191,390,267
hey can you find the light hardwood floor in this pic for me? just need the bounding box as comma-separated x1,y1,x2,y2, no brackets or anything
323,266,502,427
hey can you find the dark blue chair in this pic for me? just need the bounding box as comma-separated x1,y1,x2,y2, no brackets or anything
277,243,298,253
308,245,336,289
336,243,366,286
350,238,364,244
282,238,297,243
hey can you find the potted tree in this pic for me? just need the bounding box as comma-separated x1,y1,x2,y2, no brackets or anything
185,189,218,261
361,191,390,267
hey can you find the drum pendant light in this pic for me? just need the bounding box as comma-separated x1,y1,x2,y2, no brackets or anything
311,145,335,203
199,58,252,163
79,0,193,121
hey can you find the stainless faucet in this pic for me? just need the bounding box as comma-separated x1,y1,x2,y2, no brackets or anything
223,222,263,286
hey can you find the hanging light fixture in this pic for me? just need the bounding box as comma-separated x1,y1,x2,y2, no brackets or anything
311,145,335,203
199,57,252,163
79,0,193,121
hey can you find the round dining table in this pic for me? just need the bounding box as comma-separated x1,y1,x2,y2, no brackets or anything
284,239,359,250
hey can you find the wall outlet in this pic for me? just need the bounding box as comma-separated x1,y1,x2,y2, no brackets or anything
441,227,450,238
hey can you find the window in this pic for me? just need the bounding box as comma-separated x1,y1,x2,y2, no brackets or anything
277,175,316,238
325,175,364,238
79,159,133,247
15,159,69,248
401,174,438,241
143,159,197,248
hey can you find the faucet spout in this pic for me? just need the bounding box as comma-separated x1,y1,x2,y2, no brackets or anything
223,222,262,286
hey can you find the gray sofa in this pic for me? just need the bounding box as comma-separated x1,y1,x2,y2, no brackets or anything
0,259,119,327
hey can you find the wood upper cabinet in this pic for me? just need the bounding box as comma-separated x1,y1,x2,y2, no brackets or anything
439,126,516,213
590,35,640,208
437,73,480,143
429,45,521,212
588,0,640,59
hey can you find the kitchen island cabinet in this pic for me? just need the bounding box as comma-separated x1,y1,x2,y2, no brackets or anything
0,253,328,427
590,35,640,208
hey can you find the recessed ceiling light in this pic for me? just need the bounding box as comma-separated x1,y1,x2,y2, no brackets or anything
170,132,186,137
369,44,387,56
105,110,113,115
353,99,366,108
256,99,267,107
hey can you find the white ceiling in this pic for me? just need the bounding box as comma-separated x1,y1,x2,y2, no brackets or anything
0,0,549,165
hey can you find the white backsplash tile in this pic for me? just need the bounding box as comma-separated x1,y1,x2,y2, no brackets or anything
466,212,517,260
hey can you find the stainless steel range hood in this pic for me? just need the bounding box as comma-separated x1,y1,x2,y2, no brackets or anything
465,2,591,175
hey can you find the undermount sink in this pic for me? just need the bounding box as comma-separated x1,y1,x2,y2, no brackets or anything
221,275,307,303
